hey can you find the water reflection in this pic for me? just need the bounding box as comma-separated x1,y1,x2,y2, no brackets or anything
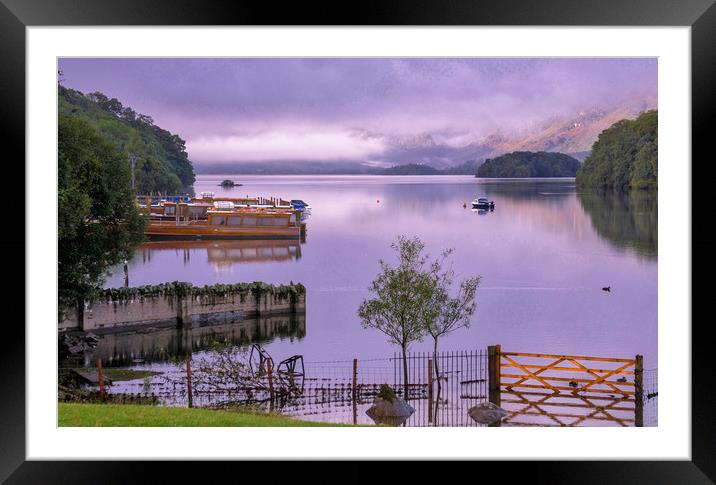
75,315,305,367
106,176,657,367
138,239,302,273
577,190,657,260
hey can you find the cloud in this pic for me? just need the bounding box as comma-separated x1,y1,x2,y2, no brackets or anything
189,128,387,162
58,58,657,164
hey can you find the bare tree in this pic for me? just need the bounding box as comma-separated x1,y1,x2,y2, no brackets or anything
358,236,435,400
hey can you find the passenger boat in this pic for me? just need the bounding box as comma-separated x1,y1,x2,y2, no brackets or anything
145,208,304,240
471,197,495,209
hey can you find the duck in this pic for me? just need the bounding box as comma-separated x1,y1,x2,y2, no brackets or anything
602,286,611,292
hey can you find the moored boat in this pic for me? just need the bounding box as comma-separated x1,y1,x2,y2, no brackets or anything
145,208,304,240
471,197,495,209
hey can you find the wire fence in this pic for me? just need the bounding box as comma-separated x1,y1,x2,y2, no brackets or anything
71,348,657,427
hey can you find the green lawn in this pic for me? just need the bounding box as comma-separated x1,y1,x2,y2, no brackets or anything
58,403,344,427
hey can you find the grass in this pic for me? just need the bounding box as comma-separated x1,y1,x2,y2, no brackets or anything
58,402,345,427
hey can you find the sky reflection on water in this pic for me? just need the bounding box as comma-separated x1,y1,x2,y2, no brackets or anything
106,175,657,367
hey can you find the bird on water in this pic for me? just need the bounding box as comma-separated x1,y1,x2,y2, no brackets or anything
602,286,611,292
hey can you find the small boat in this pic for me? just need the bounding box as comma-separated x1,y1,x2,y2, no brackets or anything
471,197,495,209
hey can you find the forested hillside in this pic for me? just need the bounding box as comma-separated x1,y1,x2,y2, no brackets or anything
59,85,195,193
576,110,657,190
476,151,581,178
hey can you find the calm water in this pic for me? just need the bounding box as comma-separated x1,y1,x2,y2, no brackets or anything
106,175,658,367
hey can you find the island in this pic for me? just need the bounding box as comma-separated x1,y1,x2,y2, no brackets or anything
476,151,581,178
576,110,657,190
219,179,242,188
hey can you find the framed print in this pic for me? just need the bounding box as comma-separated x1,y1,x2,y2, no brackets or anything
3,0,714,481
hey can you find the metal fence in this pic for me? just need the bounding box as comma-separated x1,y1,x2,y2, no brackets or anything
75,347,656,427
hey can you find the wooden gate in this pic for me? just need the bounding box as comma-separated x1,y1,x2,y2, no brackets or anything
488,345,644,427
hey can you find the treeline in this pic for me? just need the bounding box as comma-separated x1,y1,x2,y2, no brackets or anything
59,85,195,193
576,110,657,190
476,151,581,178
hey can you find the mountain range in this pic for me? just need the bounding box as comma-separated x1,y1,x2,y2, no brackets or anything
195,100,656,174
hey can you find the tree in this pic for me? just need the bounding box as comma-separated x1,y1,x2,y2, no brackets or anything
58,115,147,319
576,110,657,190
424,256,481,392
358,236,436,400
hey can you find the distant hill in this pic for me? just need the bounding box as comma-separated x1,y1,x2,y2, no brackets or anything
576,110,657,190
381,163,440,175
59,85,195,193
476,151,581,178
194,160,377,175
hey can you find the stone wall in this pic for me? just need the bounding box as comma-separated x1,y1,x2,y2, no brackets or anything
59,285,305,333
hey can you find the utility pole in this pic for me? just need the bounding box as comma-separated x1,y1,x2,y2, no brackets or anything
128,153,138,190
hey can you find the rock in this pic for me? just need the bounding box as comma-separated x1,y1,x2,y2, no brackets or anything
468,401,508,425
366,390,415,426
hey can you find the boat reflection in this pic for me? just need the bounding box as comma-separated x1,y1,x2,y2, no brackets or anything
138,239,303,270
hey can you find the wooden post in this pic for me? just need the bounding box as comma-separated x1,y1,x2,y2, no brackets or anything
427,358,434,423
487,345,502,427
267,358,274,401
634,354,643,427
96,358,105,401
186,354,193,408
488,345,502,402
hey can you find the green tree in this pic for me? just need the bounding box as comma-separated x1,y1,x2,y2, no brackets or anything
358,236,435,399
476,151,581,178
576,110,657,190
58,115,147,319
424,255,480,393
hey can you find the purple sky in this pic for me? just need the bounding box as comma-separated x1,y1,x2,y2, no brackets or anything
58,58,657,164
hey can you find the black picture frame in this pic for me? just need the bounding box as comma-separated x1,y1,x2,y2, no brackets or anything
2,0,713,481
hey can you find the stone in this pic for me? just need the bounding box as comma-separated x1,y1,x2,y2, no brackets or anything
468,401,508,424
366,390,415,426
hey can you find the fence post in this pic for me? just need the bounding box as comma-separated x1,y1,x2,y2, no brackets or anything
427,358,434,424
634,355,643,427
488,345,502,427
488,345,501,404
352,358,358,401
352,358,358,425
186,354,193,409
96,358,105,401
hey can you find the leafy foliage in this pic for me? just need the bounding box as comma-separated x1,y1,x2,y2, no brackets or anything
358,236,437,398
576,110,657,190
358,236,479,399
58,115,147,315
477,151,581,178
98,281,306,304
376,384,398,403
59,85,195,193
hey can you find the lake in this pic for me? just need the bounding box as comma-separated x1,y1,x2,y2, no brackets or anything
105,175,657,370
